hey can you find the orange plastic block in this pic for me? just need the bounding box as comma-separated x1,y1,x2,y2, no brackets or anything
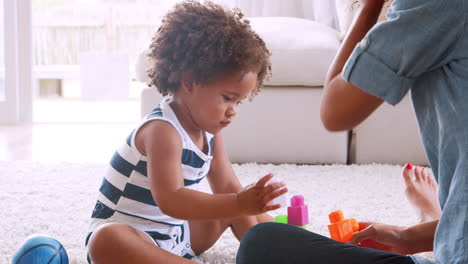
329,210,344,223
327,210,359,242
350,218,359,232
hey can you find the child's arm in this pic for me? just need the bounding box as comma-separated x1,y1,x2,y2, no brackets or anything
205,133,284,200
136,120,285,220
205,133,246,194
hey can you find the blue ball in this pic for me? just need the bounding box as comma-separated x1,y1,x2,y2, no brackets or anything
12,235,69,264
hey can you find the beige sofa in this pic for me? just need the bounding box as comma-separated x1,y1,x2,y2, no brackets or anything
139,4,429,165
352,94,428,165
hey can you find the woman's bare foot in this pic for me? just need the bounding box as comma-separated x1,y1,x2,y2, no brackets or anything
402,163,442,223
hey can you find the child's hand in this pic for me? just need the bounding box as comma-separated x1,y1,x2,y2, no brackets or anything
236,173,288,215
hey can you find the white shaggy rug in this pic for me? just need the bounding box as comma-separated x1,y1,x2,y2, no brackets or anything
0,161,433,263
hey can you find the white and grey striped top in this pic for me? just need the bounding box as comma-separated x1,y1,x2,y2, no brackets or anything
88,97,214,236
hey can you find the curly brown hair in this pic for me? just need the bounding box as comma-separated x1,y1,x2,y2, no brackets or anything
147,0,271,98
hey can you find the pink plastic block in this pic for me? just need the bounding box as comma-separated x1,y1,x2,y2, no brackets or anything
287,195,309,226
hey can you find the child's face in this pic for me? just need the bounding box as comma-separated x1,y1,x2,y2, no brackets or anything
188,71,257,134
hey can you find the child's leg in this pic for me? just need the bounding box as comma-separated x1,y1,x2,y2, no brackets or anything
88,223,195,264
190,213,274,255
402,163,442,223
229,213,275,240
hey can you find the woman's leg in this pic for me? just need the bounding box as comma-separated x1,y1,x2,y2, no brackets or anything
237,223,415,264
87,223,195,264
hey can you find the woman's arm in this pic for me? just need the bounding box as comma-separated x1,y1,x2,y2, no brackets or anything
349,220,437,254
321,0,386,131
137,121,285,220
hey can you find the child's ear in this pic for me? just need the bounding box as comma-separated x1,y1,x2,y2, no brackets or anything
181,78,195,94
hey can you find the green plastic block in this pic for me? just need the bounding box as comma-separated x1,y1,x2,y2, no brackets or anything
275,215,288,224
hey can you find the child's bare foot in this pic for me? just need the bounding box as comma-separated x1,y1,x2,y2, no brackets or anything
402,163,442,223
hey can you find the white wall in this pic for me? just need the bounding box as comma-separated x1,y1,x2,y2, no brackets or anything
0,0,5,101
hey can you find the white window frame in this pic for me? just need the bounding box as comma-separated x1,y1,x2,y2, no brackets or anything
0,0,32,123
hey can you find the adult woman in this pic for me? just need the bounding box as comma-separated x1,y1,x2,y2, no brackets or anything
237,0,467,263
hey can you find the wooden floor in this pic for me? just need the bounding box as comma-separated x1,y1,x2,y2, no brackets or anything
0,123,135,163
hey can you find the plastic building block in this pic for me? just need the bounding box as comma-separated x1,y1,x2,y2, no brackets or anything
329,210,344,223
287,195,309,227
267,176,288,208
327,210,359,242
275,215,288,224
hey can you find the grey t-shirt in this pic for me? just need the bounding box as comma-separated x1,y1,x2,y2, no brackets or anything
342,0,468,263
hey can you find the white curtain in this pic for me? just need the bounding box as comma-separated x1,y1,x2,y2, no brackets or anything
215,0,339,30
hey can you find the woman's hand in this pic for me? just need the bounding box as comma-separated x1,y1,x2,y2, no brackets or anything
350,220,437,254
349,222,411,255
236,173,288,215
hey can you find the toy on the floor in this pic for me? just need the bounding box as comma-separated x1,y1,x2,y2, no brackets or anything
261,174,288,208
274,214,288,224
288,195,309,228
274,195,309,229
12,234,69,264
327,210,359,242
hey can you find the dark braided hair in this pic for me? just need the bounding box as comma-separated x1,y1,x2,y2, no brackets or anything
147,0,271,98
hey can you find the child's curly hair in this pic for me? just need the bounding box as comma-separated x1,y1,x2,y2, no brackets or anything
147,0,271,98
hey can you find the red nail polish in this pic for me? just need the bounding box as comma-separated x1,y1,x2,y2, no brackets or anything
406,163,413,170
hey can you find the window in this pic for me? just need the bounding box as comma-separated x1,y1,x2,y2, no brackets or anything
0,0,5,102
31,0,181,122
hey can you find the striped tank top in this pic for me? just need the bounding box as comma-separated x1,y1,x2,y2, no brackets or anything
88,97,214,234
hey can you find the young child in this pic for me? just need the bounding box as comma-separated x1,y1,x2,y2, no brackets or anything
85,1,287,263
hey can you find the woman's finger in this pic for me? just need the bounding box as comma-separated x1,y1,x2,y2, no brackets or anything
349,224,377,245
358,222,372,231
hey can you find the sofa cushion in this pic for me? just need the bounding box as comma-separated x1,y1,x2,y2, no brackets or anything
248,17,340,86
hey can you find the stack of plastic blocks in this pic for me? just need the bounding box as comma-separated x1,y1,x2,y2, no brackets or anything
274,195,309,229
327,210,359,242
